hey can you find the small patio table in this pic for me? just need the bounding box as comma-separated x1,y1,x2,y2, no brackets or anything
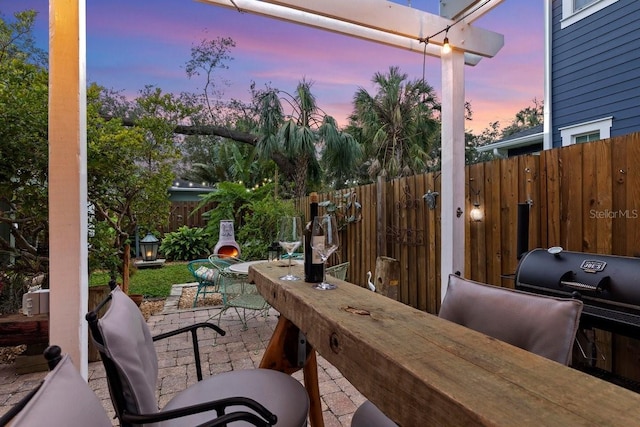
248,262,640,427
227,259,302,275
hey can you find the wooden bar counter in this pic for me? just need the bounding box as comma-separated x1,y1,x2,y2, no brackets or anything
249,262,640,426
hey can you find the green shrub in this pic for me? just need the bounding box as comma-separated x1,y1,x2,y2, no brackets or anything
238,197,297,260
198,182,298,260
160,226,212,261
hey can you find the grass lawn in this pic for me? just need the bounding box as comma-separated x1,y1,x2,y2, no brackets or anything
89,261,195,298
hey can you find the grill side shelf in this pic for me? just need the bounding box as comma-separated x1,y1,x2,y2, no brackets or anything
581,305,640,340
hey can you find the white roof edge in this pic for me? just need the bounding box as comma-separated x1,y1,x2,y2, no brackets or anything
476,131,544,152
170,186,216,193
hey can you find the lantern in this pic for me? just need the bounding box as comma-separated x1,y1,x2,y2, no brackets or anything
268,241,281,261
140,233,160,261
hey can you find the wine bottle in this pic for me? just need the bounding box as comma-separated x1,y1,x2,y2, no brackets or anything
304,192,324,283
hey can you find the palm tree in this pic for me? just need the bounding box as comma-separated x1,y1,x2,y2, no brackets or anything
257,79,360,197
348,66,440,180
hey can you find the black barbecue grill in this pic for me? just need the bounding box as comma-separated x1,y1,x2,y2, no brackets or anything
515,247,640,340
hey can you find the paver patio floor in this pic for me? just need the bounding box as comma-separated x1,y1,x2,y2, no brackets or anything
0,286,364,426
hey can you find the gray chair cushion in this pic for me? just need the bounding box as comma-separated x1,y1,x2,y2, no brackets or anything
350,400,397,427
159,369,309,427
8,354,112,427
440,274,583,365
351,274,584,427
95,285,159,415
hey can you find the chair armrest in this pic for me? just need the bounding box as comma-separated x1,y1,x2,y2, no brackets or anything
152,322,226,341
195,411,275,427
152,322,226,381
121,396,277,426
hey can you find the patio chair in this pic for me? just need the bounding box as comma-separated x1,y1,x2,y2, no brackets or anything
208,254,271,330
0,344,283,427
326,261,350,281
0,345,112,427
351,274,584,427
188,258,221,307
86,284,309,427
207,254,246,304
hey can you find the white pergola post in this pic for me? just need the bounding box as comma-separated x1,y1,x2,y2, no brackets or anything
440,49,466,301
49,0,88,376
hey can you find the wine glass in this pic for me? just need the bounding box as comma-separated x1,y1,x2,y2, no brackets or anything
277,216,303,280
311,214,340,290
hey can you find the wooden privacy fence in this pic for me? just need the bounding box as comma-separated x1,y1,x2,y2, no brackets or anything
295,131,640,383
296,131,640,311
164,201,214,233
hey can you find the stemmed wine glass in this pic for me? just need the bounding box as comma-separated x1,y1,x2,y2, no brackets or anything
277,216,303,280
311,214,340,290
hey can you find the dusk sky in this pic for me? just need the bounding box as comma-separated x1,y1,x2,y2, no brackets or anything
1,0,543,134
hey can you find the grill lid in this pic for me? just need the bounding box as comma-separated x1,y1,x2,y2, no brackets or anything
515,247,640,314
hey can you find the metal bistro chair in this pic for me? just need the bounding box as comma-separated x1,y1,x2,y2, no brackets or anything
208,254,270,330
188,258,221,307
325,261,350,281
351,274,584,427
86,284,309,427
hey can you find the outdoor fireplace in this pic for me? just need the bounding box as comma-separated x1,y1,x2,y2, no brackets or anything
213,220,241,258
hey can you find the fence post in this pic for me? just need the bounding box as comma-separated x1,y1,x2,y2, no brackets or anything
376,176,387,257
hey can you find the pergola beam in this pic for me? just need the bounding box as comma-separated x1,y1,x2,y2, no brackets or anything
198,0,485,65
440,0,503,21
260,0,504,57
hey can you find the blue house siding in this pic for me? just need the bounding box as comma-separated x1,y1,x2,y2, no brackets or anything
551,0,640,146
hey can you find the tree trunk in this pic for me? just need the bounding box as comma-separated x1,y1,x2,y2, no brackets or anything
375,256,399,300
292,156,308,198
122,243,130,294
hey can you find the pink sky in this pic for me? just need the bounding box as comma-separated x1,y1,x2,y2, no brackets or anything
2,0,543,134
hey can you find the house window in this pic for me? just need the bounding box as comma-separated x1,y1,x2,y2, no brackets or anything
559,117,613,146
574,0,597,11
574,131,600,144
561,0,619,28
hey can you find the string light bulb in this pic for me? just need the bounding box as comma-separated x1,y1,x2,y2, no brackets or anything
442,27,451,54
417,1,491,57
442,37,451,54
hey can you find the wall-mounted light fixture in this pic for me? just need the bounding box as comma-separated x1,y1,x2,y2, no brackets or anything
469,178,483,222
470,201,483,222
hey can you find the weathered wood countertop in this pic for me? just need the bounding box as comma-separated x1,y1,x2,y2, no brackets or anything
249,262,640,426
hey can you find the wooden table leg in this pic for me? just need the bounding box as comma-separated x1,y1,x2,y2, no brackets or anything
303,350,323,427
259,316,324,427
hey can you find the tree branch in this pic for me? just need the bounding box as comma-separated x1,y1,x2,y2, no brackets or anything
105,115,298,183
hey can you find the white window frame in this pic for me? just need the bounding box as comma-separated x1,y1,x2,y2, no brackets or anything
559,116,613,146
561,0,619,28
